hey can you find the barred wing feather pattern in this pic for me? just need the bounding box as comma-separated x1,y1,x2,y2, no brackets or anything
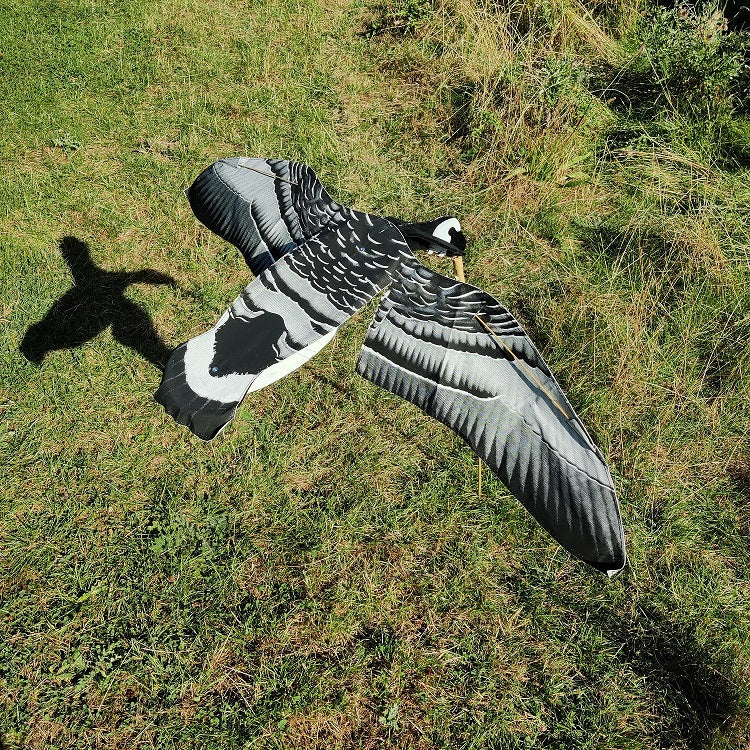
160,155,623,572
356,261,625,574
187,157,343,276
155,209,410,440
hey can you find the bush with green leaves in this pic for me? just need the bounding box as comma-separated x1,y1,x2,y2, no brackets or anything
631,2,750,120
365,0,433,36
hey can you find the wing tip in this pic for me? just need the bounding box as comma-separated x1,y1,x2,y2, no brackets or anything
584,548,627,577
154,366,235,442
154,385,229,442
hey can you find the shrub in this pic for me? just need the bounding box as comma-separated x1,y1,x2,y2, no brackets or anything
630,2,750,121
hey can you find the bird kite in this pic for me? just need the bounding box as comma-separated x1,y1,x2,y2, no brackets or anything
156,158,625,574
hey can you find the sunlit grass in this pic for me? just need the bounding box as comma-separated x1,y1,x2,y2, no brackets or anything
2,0,749,748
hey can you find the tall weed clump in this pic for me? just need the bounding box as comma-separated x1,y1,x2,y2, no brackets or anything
638,3,746,115
424,0,620,191
421,0,750,187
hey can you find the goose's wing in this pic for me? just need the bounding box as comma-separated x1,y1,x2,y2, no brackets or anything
155,210,410,440
356,261,625,574
187,157,343,276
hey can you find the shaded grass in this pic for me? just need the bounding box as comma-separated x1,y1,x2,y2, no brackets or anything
2,0,750,748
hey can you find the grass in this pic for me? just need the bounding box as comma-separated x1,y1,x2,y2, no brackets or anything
1,0,750,747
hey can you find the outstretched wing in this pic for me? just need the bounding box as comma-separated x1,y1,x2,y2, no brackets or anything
356,261,625,574
155,209,411,440
187,157,343,276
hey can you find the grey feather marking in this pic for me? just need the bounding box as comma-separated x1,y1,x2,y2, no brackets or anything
356,260,625,574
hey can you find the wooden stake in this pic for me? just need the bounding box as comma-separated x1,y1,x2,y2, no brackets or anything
452,255,465,283
452,254,482,497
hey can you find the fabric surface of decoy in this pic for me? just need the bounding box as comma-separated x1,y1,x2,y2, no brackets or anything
157,157,466,441
187,157,343,276
356,259,625,574
188,157,463,273
156,208,413,440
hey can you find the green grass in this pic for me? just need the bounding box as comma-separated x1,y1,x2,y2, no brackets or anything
2,0,750,747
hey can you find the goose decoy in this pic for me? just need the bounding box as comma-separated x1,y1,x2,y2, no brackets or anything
156,157,624,574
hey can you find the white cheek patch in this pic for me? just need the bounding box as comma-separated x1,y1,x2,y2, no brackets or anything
433,218,461,244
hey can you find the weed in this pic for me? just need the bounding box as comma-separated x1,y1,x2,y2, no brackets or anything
51,132,81,154
629,2,749,121
365,0,433,37
379,701,400,730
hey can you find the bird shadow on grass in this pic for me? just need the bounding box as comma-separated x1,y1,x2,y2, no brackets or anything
20,236,176,370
